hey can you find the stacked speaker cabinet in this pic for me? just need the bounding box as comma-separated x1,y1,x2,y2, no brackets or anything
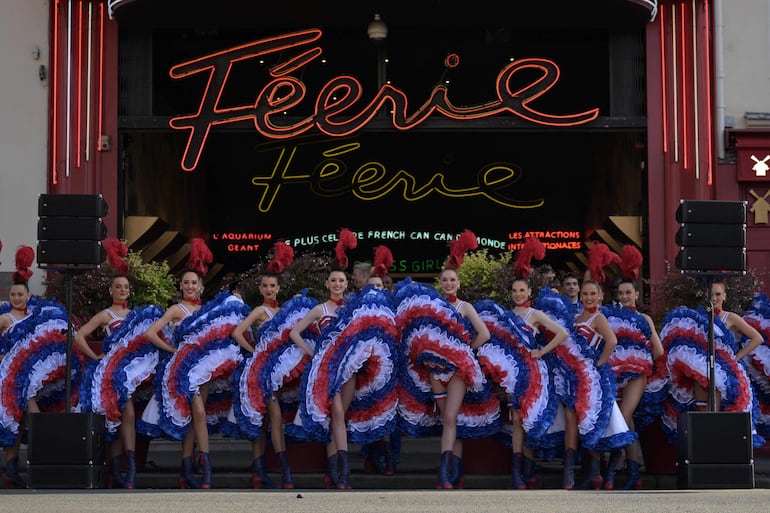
677,412,754,488
27,412,107,488
37,194,108,268
675,200,746,274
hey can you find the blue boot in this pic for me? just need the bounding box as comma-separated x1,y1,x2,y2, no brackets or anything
563,449,576,490
324,454,338,489
277,451,294,489
450,454,464,489
622,459,643,490
522,456,537,489
438,450,453,489
109,455,126,489
125,451,136,489
577,453,602,490
511,452,526,490
603,449,622,490
200,452,212,489
336,450,351,490
4,457,27,489
179,456,201,489
251,455,276,489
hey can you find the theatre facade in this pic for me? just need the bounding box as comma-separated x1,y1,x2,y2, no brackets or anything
42,0,770,293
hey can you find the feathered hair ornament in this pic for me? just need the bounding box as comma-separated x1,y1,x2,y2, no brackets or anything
514,237,546,279
103,238,129,275
188,237,213,277
620,245,643,281
446,229,478,270
13,245,35,284
371,245,394,278
335,228,358,270
265,240,294,274
587,242,621,284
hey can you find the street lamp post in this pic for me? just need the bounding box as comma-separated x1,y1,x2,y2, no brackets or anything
367,13,388,116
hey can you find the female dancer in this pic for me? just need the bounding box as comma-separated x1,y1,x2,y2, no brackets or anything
288,229,353,488
230,241,296,489
144,238,248,489
73,264,133,487
741,292,770,438
661,281,764,448
289,230,399,489
572,278,637,490
0,246,71,488
509,274,568,488
393,230,497,489
606,246,665,489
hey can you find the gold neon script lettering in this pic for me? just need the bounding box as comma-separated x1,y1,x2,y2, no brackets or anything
249,141,542,212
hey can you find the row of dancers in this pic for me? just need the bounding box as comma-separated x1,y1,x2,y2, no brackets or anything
1,233,769,490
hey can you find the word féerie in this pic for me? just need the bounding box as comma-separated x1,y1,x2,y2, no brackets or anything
169,29,600,172
250,141,541,212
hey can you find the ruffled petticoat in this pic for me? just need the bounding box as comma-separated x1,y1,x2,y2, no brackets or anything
77,305,163,442
288,288,399,445
152,292,250,441
0,300,75,446
225,293,318,440
532,289,635,451
390,278,500,440
660,306,763,447
739,293,770,438
474,299,556,443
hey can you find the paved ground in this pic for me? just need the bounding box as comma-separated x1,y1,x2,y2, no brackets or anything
1,489,770,513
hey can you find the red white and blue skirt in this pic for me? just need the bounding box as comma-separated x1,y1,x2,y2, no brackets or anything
152,292,250,441
601,304,665,432
534,289,632,451
289,288,399,445
225,293,318,440
661,306,763,447
391,278,500,439
474,299,556,442
739,293,770,439
78,305,164,442
0,300,75,446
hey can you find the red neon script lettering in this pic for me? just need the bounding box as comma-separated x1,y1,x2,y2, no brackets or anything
169,29,599,172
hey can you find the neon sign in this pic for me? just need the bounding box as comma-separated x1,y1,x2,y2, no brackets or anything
169,29,600,172
248,139,542,213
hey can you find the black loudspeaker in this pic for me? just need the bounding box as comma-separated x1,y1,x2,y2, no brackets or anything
27,412,106,466
37,218,107,241
37,194,108,268
677,463,754,489
677,411,752,464
676,412,754,489
675,199,747,274
37,240,105,265
38,194,108,217
27,465,106,489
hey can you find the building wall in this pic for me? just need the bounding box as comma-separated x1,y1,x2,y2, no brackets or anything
722,0,770,130
0,0,49,294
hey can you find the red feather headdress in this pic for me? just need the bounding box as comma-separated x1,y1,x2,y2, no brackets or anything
265,240,294,274
620,245,643,281
335,228,358,270
371,245,394,277
13,245,35,283
188,238,213,277
514,237,546,279
446,229,478,270
587,242,621,284
103,238,129,275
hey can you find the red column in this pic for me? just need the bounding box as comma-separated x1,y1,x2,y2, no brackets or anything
48,0,119,237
